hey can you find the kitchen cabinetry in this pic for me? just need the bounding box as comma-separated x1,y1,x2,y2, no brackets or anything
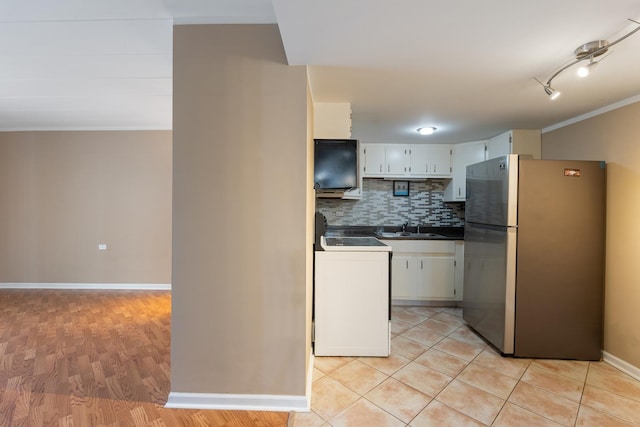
487,129,541,160
409,145,452,178
454,241,464,302
313,102,352,139
381,240,456,302
362,144,408,177
314,102,362,199
361,143,452,178
391,255,416,299
443,140,487,201
386,145,409,175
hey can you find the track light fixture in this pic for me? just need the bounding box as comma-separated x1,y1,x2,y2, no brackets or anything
536,19,640,99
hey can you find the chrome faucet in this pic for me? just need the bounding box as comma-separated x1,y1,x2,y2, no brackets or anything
401,221,409,232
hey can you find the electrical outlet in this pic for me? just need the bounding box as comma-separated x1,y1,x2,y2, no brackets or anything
98,244,107,250
335,211,344,217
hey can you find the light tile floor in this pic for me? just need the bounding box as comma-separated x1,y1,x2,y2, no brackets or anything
290,306,640,426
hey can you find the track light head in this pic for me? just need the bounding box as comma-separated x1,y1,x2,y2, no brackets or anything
577,59,598,77
544,85,560,100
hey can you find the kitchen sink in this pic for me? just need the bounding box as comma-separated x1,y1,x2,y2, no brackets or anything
375,231,446,239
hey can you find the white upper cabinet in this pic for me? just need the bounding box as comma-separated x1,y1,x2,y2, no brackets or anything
313,102,352,139
362,143,451,178
409,145,429,175
444,140,487,201
362,144,386,175
386,145,409,175
362,144,409,177
487,129,541,160
429,145,453,177
408,145,452,178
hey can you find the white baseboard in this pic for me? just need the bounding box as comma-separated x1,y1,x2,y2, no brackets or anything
603,351,640,381
165,351,314,413
165,391,308,412
0,283,171,291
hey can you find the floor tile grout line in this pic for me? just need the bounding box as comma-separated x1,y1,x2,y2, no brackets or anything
319,306,461,425
308,306,640,427
361,394,422,426
402,308,571,426
579,381,640,423
427,344,501,426
400,308,491,425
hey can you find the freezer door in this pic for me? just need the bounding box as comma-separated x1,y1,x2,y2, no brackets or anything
514,159,605,360
466,155,518,226
463,223,516,354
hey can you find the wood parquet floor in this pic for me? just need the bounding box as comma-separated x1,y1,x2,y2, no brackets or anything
0,289,289,426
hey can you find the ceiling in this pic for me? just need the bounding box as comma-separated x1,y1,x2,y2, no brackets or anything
2,1,640,143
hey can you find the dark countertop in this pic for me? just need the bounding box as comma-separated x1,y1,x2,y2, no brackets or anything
325,225,464,240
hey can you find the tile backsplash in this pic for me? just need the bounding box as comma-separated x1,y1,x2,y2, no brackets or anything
317,179,465,227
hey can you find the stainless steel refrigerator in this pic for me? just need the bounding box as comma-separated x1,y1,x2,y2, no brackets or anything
463,155,605,360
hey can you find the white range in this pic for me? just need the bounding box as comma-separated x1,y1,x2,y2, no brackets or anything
314,236,392,357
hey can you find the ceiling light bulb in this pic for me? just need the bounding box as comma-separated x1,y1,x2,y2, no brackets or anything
577,59,598,78
544,85,560,100
417,127,436,135
577,66,590,77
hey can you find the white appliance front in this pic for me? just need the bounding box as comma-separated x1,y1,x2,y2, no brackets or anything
314,250,390,357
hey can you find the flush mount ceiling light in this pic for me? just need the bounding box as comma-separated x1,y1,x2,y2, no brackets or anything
536,18,640,100
417,127,437,135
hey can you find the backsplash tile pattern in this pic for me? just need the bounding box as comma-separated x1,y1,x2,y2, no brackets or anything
317,179,465,227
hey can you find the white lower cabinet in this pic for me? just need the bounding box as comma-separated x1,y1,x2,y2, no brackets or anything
382,240,457,302
391,255,417,299
416,256,455,299
454,241,464,302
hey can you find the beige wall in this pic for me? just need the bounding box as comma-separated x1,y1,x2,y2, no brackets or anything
542,101,640,368
171,24,310,396
0,130,172,284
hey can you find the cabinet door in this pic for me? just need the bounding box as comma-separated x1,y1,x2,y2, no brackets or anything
409,145,429,176
487,131,511,159
416,256,455,299
391,255,416,299
363,144,386,176
386,145,408,175
454,242,464,301
429,145,452,177
451,141,487,200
